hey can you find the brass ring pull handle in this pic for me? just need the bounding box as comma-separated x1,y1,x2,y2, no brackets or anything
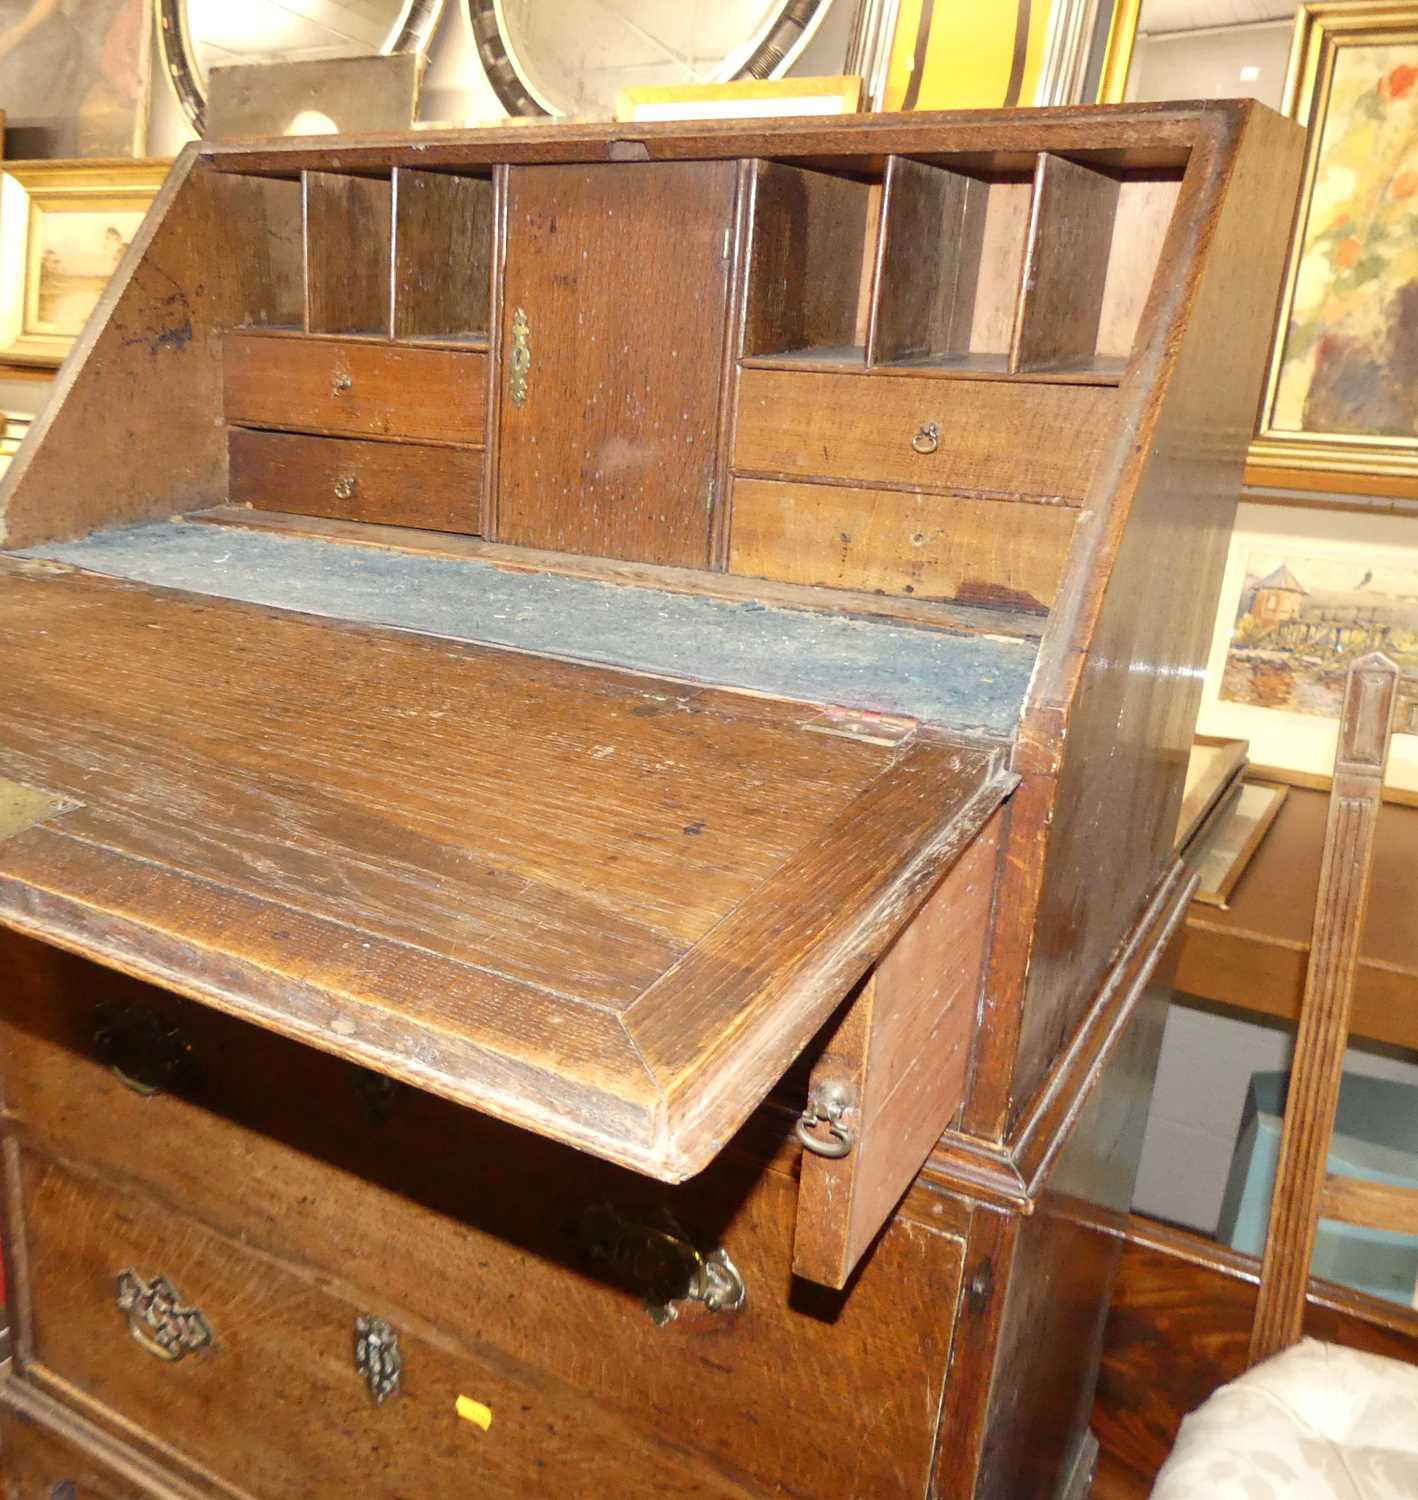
116,1271,213,1362
333,474,357,501
911,421,940,456
112,1064,162,1098
93,1000,196,1099
581,1203,746,1326
796,1080,856,1158
331,371,353,395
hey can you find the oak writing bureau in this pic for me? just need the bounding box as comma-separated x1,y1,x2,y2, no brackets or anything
0,103,1301,1498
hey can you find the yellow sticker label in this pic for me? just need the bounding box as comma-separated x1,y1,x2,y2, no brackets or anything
456,1395,493,1432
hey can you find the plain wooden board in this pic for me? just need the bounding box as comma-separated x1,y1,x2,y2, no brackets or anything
0,562,1009,1180
1011,154,1120,373
1192,779,1287,907
224,333,486,445
228,427,483,533
728,476,1077,612
733,368,1114,501
392,168,494,340
206,53,421,142
496,161,737,566
793,814,1000,1287
1175,738,1247,849
303,172,393,336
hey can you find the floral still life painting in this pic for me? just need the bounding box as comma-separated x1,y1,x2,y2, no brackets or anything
1271,44,1418,440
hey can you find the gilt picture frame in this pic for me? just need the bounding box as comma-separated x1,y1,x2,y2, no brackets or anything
0,160,167,368
1249,3,1418,496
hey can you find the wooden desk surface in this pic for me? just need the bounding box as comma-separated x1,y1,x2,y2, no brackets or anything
1176,786,1418,1049
0,560,1009,1180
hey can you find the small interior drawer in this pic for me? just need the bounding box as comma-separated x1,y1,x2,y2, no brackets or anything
733,367,1113,500
227,427,482,534
223,333,486,445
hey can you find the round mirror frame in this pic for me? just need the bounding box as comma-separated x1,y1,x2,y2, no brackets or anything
465,0,835,118
156,0,448,132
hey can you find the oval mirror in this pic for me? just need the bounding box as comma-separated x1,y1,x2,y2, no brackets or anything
467,0,840,118
158,0,446,131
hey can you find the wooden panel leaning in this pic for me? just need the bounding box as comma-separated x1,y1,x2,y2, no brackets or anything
1250,653,1401,1363
0,105,1306,1498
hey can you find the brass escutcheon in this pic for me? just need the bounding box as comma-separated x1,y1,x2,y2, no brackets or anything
333,474,357,501
116,1271,212,1362
508,306,531,406
331,370,353,396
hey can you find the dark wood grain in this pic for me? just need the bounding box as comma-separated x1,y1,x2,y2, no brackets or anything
728,476,1077,612
733,368,1114,500
792,811,1000,1288
302,171,392,336
1176,788,1418,1051
228,428,482,533
1011,154,1120,374
1250,654,1399,1362
214,172,304,329
391,168,494,341
741,161,872,359
1090,1216,1418,1500
496,161,736,566
0,967,969,1500
223,333,486,444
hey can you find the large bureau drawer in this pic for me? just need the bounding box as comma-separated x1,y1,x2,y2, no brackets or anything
0,935,967,1500
223,334,487,445
227,427,483,533
733,367,1114,500
18,1151,746,1500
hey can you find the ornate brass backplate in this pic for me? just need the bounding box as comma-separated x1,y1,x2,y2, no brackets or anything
581,1203,746,1327
354,1314,402,1405
115,1271,213,1362
508,306,531,406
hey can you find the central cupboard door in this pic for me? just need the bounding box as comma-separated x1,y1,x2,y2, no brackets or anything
495,161,737,566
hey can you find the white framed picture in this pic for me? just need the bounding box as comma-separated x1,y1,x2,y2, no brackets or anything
1197,501,1418,795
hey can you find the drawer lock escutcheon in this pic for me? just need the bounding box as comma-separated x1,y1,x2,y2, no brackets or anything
796,1080,857,1159
331,370,353,395
354,1314,402,1405
911,421,940,456
581,1203,746,1327
115,1271,213,1362
333,474,357,501
508,305,531,406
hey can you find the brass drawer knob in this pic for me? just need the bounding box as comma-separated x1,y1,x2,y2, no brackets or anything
333,474,357,501
911,421,940,456
354,1314,401,1405
116,1271,213,1362
331,370,353,396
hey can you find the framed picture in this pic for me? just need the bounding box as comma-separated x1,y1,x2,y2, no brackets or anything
1197,501,1418,797
1249,3,1418,496
0,0,150,158
0,161,167,368
615,76,862,124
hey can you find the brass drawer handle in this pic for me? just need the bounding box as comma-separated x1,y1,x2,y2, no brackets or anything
508,305,531,406
911,421,940,456
582,1203,745,1326
354,1314,402,1404
116,1271,213,1362
333,474,357,501
331,370,353,396
93,1000,196,1098
796,1080,856,1158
